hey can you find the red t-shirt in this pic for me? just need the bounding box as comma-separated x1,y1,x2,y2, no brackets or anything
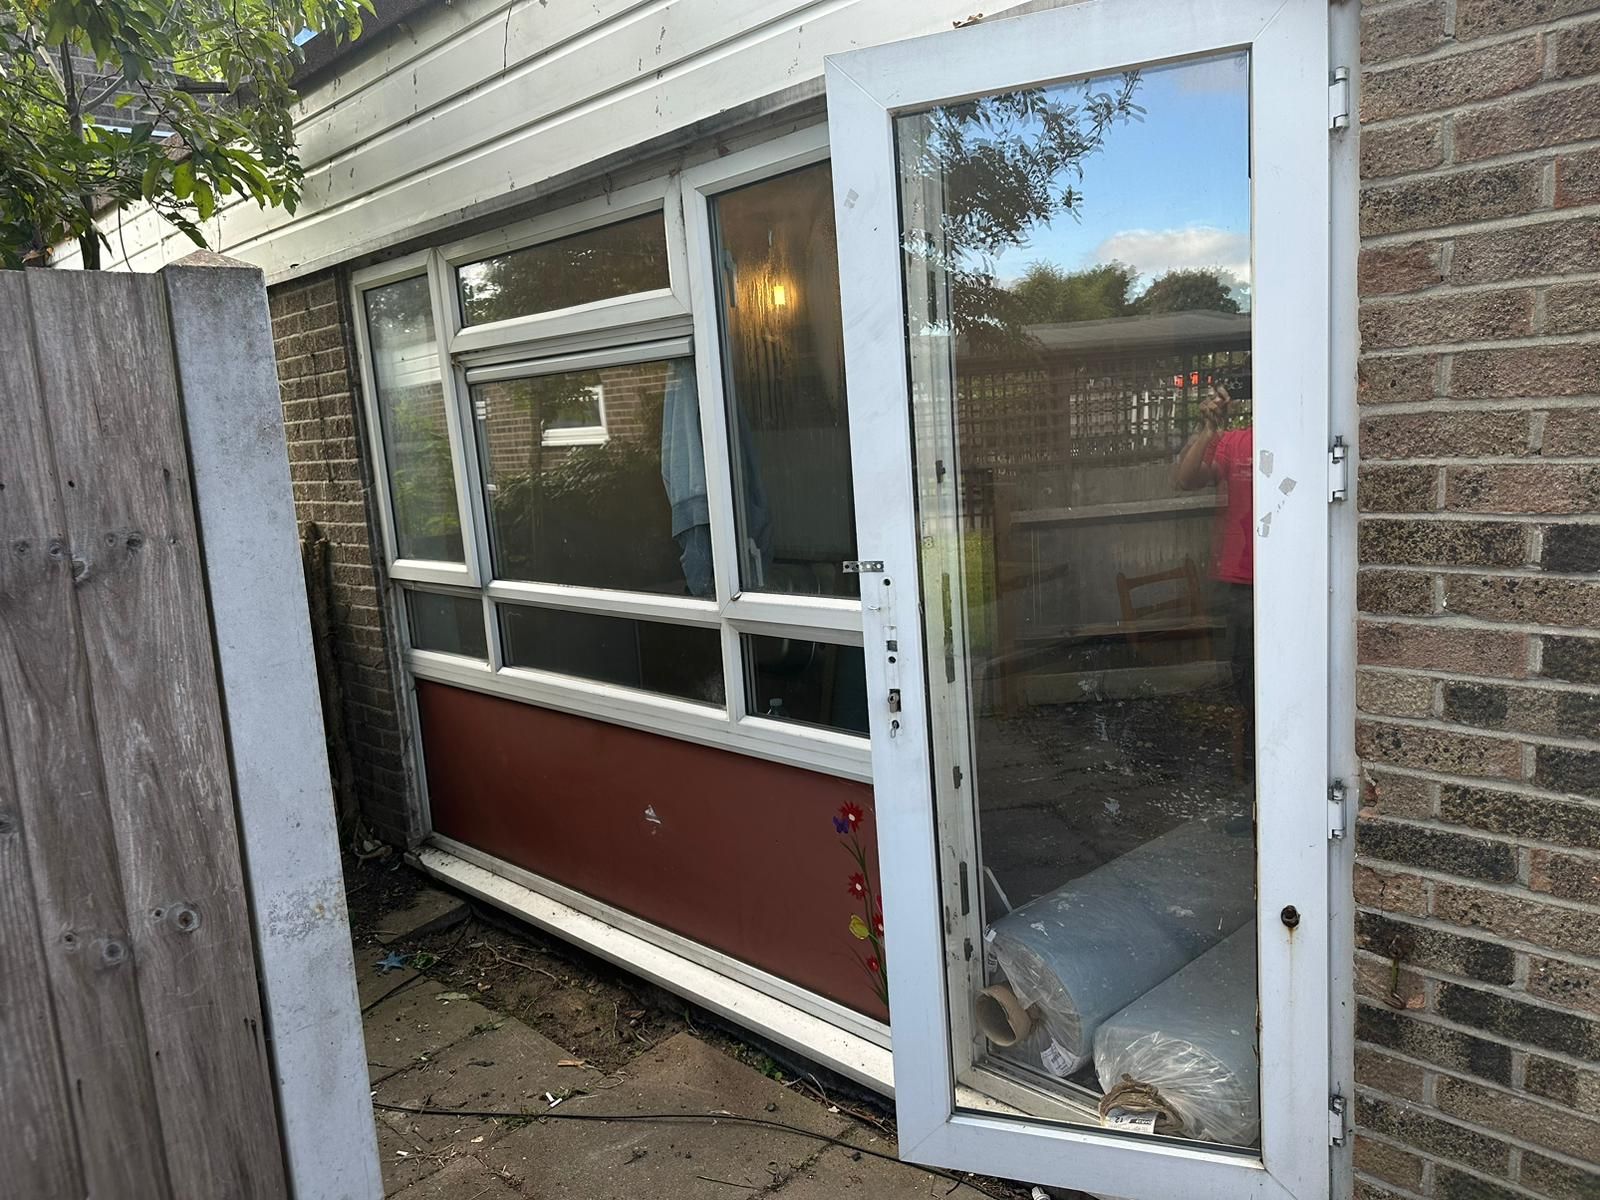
1206,428,1254,584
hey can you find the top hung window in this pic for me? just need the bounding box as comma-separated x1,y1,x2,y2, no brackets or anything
457,211,672,326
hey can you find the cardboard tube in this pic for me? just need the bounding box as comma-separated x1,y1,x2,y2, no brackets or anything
976,983,1033,1047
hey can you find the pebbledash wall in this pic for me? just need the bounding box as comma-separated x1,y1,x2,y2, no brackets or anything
241,2,1600,1196
1352,2,1600,1199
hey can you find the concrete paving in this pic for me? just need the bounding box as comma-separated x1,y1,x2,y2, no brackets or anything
362,884,1019,1199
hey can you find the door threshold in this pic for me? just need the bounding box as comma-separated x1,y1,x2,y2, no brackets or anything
411,843,897,1096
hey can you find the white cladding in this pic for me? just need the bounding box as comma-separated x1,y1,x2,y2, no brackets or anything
68,0,1041,280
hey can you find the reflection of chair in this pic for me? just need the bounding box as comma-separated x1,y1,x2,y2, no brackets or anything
1115,559,1210,663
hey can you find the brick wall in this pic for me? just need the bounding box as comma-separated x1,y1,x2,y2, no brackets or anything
269,271,415,846
1355,2,1600,1198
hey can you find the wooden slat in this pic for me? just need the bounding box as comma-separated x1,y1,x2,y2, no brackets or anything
23,272,289,1200
0,273,168,1200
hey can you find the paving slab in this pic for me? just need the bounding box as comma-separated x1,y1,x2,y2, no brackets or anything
388,1154,521,1200
357,960,422,1009
377,1115,454,1194
781,1134,993,1199
366,978,500,1083
481,1032,852,1199
375,1016,580,1160
374,886,470,945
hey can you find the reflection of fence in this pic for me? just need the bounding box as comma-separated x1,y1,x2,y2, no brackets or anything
955,312,1252,527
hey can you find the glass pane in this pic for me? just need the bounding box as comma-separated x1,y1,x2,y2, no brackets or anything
743,635,869,734
406,590,487,658
896,52,1259,1147
710,163,859,598
473,358,715,596
458,212,670,326
364,276,464,562
500,605,723,704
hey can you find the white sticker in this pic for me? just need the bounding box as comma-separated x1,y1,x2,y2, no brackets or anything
1040,1040,1075,1077
1104,1110,1158,1134
983,927,997,943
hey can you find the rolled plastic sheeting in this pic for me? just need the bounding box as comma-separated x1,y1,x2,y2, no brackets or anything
985,817,1254,1077
1092,923,1260,1147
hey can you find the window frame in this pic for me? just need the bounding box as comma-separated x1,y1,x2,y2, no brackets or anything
351,130,873,784
351,251,483,588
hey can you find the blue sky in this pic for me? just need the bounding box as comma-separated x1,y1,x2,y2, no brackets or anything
982,51,1253,305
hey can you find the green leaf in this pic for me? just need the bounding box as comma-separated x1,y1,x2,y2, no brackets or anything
172,161,193,201
848,915,870,941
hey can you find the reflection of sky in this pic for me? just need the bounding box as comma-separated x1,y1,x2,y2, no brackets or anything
985,51,1252,302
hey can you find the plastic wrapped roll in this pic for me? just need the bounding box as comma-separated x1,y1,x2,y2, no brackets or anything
1092,924,1260,1147
983,817,1254,1077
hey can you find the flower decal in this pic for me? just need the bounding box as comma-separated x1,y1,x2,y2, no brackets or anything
834,801,887,1011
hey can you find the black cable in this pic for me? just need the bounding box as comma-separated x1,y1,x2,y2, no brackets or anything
373,1100,1001,1198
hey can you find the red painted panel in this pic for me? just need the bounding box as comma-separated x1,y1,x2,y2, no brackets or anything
417,682,889,1021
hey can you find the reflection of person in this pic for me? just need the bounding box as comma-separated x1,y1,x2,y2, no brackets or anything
1174,382,1253,725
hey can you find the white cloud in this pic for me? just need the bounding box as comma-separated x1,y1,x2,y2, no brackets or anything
1093,225,1251,287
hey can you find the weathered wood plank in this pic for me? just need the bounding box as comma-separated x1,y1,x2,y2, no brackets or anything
0,722,84,1200
0,272,168,1200
24,271,289,1200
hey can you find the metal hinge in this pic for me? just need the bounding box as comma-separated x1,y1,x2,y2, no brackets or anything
843,559,884,574
1328,436,1350,503
1328,67,1351,131
1329,779,1349,840
1329,1092,1348,1146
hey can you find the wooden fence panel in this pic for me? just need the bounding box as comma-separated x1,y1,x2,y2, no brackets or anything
0,273,170,1200
2,272,289,1200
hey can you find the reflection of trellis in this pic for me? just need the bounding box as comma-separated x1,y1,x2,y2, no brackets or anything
956,344,1251,523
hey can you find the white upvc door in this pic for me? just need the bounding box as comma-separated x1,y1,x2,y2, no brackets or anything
828,2,1333,1197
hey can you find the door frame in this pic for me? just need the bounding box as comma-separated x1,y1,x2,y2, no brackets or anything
827,2,1334,1197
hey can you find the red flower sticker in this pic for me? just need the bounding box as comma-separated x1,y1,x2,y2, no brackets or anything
873,908,885,938
867,956,881,974
847,872,868,899
839,802,865,830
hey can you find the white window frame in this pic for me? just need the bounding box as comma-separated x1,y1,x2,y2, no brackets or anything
538,383,608,447
828,3,1333,1199
351,133,875,786
351,250,483,588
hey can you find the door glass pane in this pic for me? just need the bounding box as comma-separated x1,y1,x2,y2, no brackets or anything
406,590,487,659
743,635,869,735
457,212,670,326
710,163,859,598
500,605,724,705
896,51,1259,1147
364,276,465,562
472,358,716,597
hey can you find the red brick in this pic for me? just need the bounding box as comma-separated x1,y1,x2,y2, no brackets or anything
1360,241,1447,295
1446,464,1600,514
1546,281,1600,335
1458,0,1600,39
1555,146,1600,208
1529,848,1600,902
1451,216,1600,284
1359,670,1438,717
1360,568,1439,616
1359,353,1439,405
1528,955,1600,1017
1445,573,1600,626
1361,621,1530,674
1455,81,1600,162
1356,719,1524,778
1362,36,1543,122
1361,289,1534,349
1357,519,1528,568
1354,1135,1425,1190
1362,0,1449,64
1361,410,1531,459
1436,1075,1600,1162
1357,1044,1429,1100
1356,863,1432,916
1362,119,1447,179
1362,163,1543,237
1433,881,1600,957
1360,464,1440,512
1448,344,1600,399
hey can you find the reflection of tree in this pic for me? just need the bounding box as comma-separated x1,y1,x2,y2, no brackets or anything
900,75,1143,351
1012,262,1243,323
459,214,669,325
